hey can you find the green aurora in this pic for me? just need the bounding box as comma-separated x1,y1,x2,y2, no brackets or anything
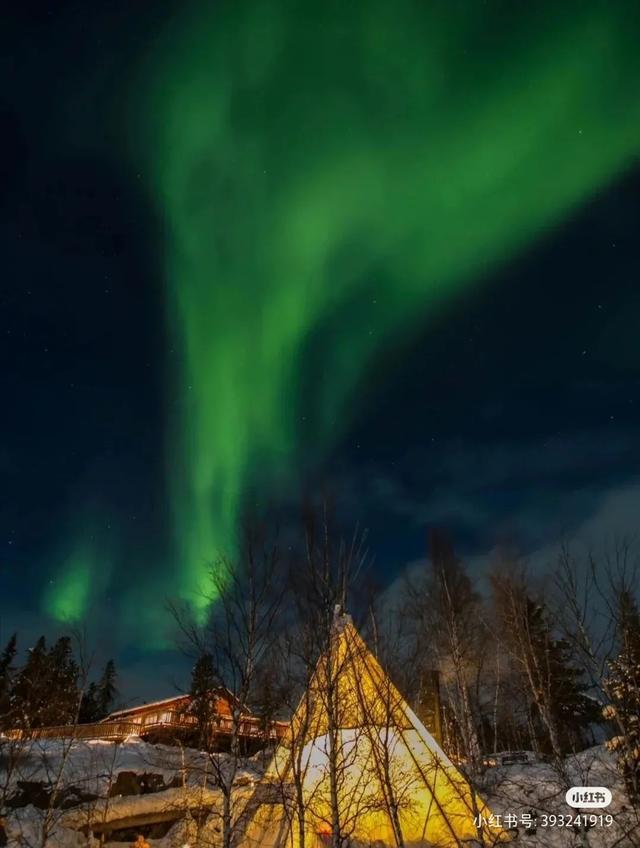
46,531,113,624
46,0,640,631
45,545,94,624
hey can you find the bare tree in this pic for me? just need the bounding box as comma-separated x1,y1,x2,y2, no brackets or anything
552,541,620,709
404,530,484,773
260,504,372,848
170,520,283,848
490,558,567,762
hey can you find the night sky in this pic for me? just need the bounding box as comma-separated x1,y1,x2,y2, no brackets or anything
2,0,639,701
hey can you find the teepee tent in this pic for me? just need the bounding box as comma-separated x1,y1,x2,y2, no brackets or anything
243,612,506,847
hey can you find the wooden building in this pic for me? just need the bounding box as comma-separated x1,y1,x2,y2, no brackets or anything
100,689,286,749
6,689,286,749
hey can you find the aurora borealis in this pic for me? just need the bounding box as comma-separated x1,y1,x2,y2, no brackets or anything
2,0,640,683
136,1,640,611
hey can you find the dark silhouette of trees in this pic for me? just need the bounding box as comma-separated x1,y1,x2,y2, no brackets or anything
78,682,100,724
0,634,17,730
188,652,219,748
605,589,640,803
405,530,483,772
491,564,598,759
96,659,118,717
10,636,50,730
170,520,284,848
78,659,118,723
43,637,80,726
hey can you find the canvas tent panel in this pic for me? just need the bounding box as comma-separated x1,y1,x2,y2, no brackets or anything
242,616,507,847
254,730,490,846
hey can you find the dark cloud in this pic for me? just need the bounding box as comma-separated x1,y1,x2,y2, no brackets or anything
324,429,637,555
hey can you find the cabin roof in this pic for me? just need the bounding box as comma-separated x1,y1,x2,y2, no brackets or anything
103,686,247,722
103,695,190,721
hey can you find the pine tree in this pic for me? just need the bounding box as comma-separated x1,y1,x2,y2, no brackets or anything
189,653,218,748
43,636,80,726
604,591,640,803
521,598,598,754
11,636,49,729
79,682,100,723
78,660,118,722
96,659,117,718
0,634,17,729
543,626,601,751
492,570,598,757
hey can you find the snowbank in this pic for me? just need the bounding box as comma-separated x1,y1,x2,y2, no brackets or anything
481,745,639,847
1,738,638,847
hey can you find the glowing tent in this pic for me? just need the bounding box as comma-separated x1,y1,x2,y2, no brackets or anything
243,612,506,847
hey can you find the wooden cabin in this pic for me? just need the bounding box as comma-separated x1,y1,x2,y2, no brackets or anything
103,693,215,732
6,689,286,750
100,688,287,750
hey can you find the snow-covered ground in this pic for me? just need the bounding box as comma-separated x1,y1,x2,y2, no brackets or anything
0,737,262,847
1,737,638,847
480,745,639,847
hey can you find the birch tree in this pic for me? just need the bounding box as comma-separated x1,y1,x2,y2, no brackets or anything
171,521,283,848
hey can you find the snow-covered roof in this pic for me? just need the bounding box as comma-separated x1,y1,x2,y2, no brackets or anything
103,686,245,722
103,694,190,721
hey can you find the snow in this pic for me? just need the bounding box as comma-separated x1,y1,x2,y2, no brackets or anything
0,737,260,793
0,737,261,847
104,695,187,720
480,745,639,847
1,737,638,847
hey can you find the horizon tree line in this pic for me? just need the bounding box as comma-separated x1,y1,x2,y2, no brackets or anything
0,634,118,731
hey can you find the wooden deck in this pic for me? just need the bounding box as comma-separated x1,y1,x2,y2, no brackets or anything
4,720,142,742
4,712,286,743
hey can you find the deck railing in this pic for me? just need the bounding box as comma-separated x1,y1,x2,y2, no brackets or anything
3,720,143,742
3,713,287,743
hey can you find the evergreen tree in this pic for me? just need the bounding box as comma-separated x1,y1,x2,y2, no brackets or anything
78,682,100,723
542,624,600,750
10,636,49,729
96,659,117,718
189,653,218,748
78,660,118,722
604,590,640,803
492,570,598,757
520,598,599,753
0,634,17,729
42,636,80,726
0,634,17,680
